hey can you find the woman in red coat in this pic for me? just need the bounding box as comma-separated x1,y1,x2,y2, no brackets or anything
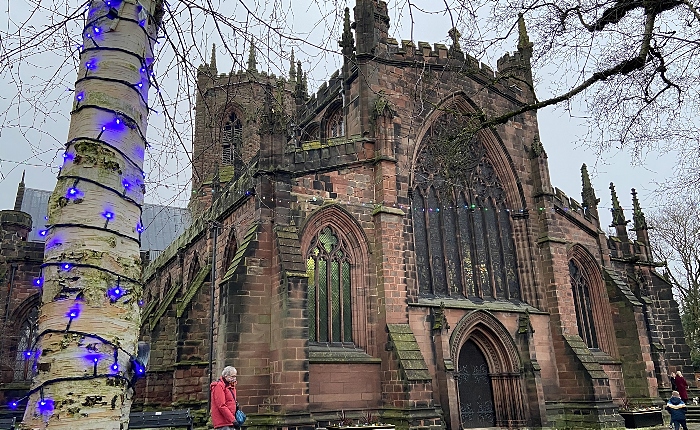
210,366,239,429
674,371,689,402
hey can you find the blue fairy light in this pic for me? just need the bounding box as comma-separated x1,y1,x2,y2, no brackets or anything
24,350,33,359
111,362,119,372
85,60,97,70
33,277,43,287
63,152,74,162
93,26,101,34
84,353,101,364
66,186,82,199
45,235,63,250
102,210,115,220
136,223,144,233
122,179,131,189
66,305,80,319
37,398,54,415
62,263,73,271
9,401,18,409
133,360,145,375
39,229,48,237
108,285,126,302
75,92,85,102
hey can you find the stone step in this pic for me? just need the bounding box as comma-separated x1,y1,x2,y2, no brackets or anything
688,405,700,423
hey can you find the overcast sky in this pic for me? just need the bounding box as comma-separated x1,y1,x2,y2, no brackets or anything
0,0,678,232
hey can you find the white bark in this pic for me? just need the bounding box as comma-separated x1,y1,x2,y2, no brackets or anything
23,0,159,428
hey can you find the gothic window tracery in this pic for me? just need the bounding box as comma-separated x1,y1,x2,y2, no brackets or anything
302,124,320,142
411,114,520,300
327,108,344,139
569,260,599,348
306,226,352,343
13,306,38,381
222,112,242,166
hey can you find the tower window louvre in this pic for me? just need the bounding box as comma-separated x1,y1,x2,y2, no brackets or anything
221,113,242,166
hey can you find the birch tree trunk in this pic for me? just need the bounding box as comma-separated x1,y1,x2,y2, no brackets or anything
23,0,161,427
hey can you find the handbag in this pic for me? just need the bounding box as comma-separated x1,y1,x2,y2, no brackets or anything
235,408,247,426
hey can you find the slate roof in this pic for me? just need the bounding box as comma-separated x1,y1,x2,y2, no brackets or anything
20,188,191,252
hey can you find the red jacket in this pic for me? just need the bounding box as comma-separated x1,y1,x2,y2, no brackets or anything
675,375,689,401
210,378,237,428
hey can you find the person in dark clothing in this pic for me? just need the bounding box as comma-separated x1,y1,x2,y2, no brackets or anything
666,390,688,430
673,371,689,402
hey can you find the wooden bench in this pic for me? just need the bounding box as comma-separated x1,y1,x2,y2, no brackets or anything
0,417,16,430
128,410,193,429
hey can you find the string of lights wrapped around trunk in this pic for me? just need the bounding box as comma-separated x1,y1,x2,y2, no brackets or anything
10,0,163,427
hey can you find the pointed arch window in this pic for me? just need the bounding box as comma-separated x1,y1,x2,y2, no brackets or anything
411,114,520,300
220,227,238,278
306,226,352,343
222,112,242,166
14,306,39,381
569,260,599,349
302,123,320,142
161,274,171,301
327,109,344,139
188,254,201,287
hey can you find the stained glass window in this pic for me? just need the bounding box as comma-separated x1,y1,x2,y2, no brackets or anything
411,114,520,300
306,226,352,343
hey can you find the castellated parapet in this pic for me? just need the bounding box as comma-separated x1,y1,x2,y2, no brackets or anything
351,32,534,105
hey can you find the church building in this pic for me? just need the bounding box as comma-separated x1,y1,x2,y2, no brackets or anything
1,1,695,428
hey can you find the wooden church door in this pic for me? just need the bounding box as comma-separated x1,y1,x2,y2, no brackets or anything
455,340,495,428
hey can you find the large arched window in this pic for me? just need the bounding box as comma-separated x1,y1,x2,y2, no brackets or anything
222,112,242,166
306,226,352,343
569,260,599,349
412,113,520,300
14,306,39,381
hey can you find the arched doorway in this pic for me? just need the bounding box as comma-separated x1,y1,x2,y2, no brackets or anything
456,340,495,427
450,311,527,429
